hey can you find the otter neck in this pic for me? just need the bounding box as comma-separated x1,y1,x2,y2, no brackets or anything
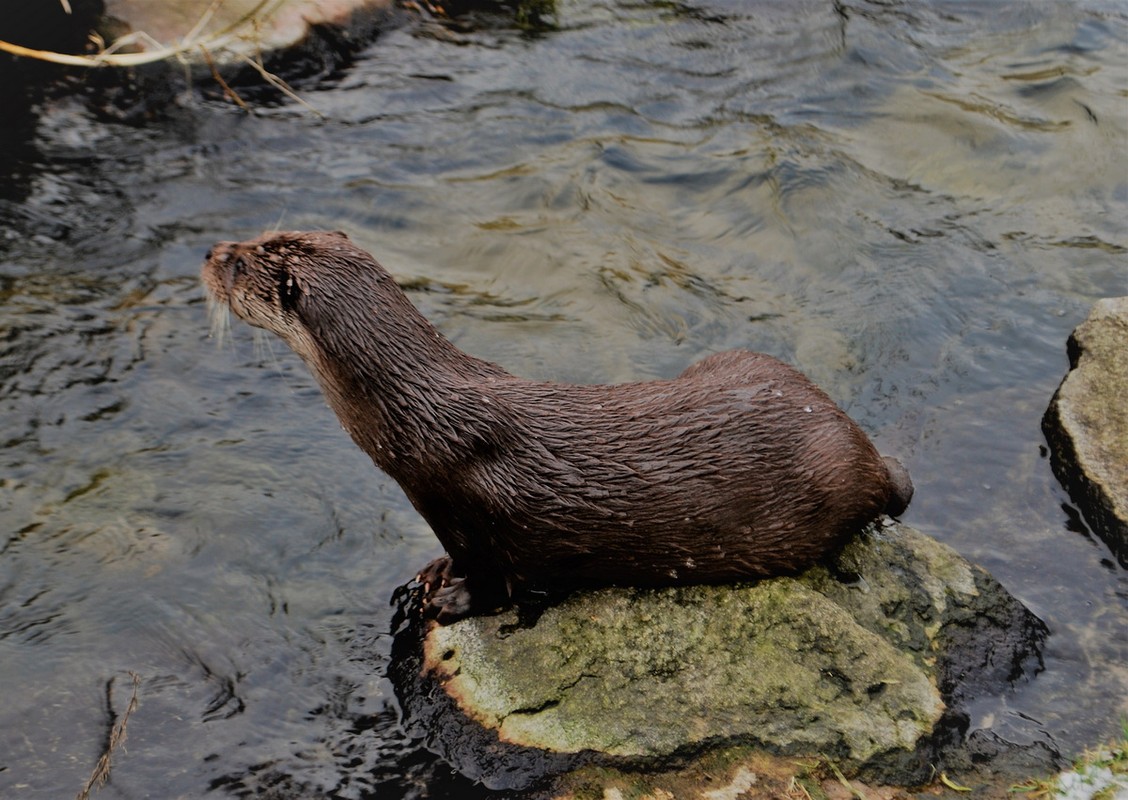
301,285,508,478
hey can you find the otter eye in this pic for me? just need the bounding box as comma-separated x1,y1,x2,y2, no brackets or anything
278,270,301,312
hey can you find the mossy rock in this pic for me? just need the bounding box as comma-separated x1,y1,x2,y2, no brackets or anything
390,524,1046,792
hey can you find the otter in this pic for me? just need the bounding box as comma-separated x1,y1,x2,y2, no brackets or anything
202,230,913,623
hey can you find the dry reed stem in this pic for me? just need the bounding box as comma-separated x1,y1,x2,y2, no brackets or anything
2,0,318,113
0,0,283,68
200,44,249,109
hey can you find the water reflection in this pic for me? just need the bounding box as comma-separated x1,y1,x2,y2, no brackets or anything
0,0,1125,796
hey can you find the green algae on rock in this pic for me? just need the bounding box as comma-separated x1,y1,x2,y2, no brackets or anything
799,522,1047,711
426,580,943,760
391,524,1046,792
1043,296,1128,565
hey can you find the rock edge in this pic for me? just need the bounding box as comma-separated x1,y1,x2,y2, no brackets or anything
1043,296,1128,565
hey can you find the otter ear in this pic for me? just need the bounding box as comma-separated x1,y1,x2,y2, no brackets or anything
330,230,350,240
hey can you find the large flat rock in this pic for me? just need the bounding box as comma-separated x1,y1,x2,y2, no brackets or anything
426,579,943,761
391,523,1048,792
1043,297,1128,564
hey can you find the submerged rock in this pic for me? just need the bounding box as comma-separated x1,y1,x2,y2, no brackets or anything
1043,297,1128,565
390,523,1047,793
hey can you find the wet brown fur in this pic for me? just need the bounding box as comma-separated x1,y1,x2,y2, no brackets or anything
202,231,913,622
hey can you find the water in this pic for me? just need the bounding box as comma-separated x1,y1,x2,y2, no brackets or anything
1,0,1125,796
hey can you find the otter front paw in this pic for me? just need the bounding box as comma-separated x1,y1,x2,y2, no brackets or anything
414,557,476,623
416,555,460,593
422,578,477,624
414,558,511,624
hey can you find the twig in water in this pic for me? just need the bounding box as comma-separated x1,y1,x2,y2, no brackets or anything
200,45,248,109
75,671,141,800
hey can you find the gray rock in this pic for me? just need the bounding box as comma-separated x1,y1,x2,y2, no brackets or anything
100,0,395,65
390,523,1046,792
1043,297,1128,565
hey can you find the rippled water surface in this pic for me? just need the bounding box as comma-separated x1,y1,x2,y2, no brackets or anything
1,1,1126,796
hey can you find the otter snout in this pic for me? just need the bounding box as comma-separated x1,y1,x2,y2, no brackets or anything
201,241,241,307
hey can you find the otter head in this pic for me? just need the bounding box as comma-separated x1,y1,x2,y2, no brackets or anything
201,229,453,392
201,230,357,341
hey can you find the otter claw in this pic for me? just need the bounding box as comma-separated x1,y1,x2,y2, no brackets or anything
422,579,475,624
413,555,478,622
416,555,458,589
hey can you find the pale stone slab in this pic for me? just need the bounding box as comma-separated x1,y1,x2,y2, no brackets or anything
102,0,393,63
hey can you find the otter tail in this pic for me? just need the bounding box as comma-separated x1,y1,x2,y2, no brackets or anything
881,456,914,518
